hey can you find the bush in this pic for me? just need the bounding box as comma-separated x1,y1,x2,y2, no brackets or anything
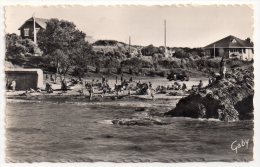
157,70,166,77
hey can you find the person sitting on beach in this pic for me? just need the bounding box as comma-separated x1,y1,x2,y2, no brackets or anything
36,88,41,93
173,82,181,90
198,80,204,91
45,82,53,93
129,77,133,82
128,88,131,96
148,82,152,89
29,88,35,93
50,74,54,82
146,87,151,95
182,83,187,91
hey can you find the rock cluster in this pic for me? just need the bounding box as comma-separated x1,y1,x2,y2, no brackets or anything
165,65,254,121
112,117,169,126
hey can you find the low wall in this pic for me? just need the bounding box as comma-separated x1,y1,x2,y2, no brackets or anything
5,69,44,91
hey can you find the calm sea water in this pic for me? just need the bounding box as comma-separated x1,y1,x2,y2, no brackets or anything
5,99,253,162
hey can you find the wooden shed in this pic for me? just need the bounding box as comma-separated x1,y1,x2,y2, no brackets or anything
5,69,44,91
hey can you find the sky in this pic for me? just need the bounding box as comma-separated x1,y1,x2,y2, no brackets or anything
5,5,254,47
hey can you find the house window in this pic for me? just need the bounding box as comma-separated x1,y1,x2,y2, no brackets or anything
24,28,29,36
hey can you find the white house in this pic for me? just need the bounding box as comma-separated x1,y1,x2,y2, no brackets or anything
204,35,254,61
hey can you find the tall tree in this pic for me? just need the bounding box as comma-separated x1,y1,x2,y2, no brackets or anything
37,18,93,80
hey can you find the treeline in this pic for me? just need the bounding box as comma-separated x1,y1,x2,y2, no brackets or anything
5,18,251,79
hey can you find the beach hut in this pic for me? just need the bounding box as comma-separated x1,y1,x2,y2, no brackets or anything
5,69,44,91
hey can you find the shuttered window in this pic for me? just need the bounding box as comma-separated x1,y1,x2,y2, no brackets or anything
24,28,29,36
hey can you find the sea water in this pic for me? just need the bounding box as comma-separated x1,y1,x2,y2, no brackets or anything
5,99,253,162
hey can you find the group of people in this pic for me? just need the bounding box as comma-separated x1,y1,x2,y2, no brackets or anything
165,82,187,91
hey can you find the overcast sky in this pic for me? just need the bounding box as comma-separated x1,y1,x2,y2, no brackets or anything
5,5,253,47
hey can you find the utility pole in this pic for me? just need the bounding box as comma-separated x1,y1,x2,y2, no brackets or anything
129,36,131,53
164,19,167,57
33,13,37,44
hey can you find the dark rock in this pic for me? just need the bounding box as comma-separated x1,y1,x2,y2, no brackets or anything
165,65,254,121
112,117,169,126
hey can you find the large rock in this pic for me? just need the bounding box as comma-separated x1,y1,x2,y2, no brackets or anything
165,65,254,121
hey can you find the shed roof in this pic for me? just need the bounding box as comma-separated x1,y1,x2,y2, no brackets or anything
204,35,253,49
18,17,48,30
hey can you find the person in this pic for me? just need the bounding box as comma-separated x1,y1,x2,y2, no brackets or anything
45,82,53,93
115,75,118,84
102,75,105,83
10,80,16,91
128,88,131,96
146,86,151,95
208,77,212,85
6,78,10,90
36,88,42,92
182,83,187,91
50,74,54,82
151,88,155,101
101,86,106,99
61,79,67,91
120,74,124,83
148,82,152,89
89,85,94,100
129,77,133,82
198,80,203,91
29,88,35,93
220,58,227,79
173,74,177,81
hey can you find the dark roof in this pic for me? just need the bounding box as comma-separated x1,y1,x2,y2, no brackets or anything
204,35,253,49
18,17,48,30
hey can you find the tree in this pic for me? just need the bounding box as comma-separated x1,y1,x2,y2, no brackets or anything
37,18,93,80
5,33,41,65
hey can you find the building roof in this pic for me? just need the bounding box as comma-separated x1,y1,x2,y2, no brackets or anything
204,35,253,49
18,17,48,30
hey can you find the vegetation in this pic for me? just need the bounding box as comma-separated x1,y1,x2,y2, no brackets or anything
37,18,93,80
5,19,253,79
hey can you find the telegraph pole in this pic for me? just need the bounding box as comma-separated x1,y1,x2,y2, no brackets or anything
129,36,131,53
164,19,167,57
33,13,37,44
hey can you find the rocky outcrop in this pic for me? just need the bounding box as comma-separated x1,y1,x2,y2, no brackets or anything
112,117,169,126
165,65,254,121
